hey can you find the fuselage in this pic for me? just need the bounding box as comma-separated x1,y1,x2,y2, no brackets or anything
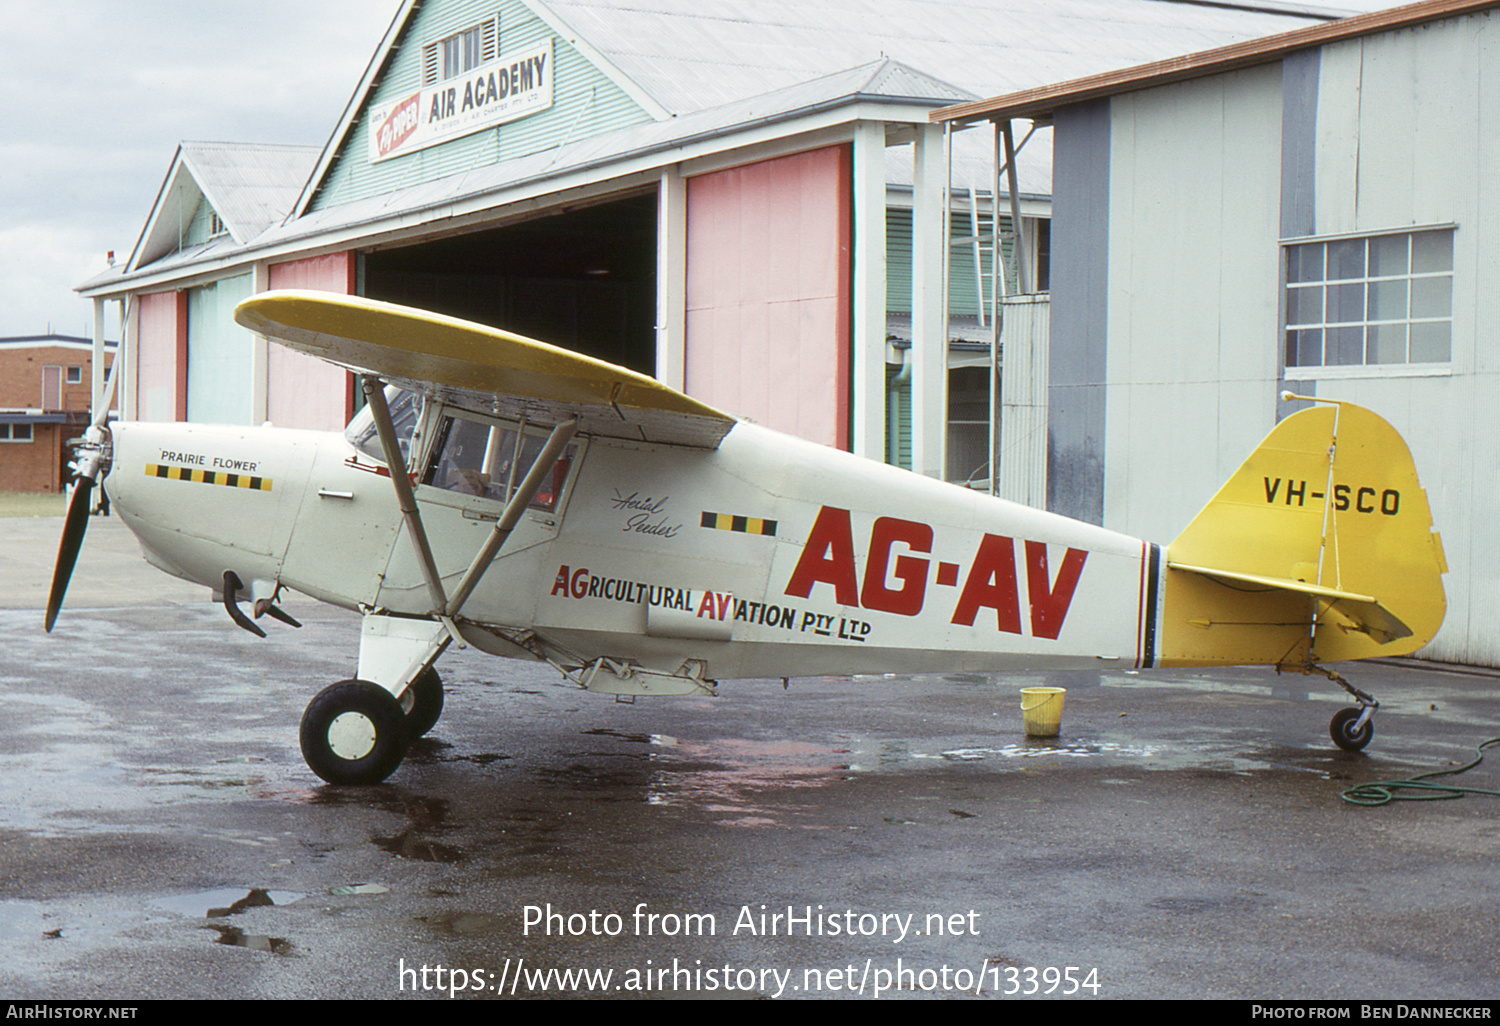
106,401,1161,681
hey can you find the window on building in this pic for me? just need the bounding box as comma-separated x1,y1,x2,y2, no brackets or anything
0,424,33,442
946,365,992,486
422,17,499,85
65,366,82,384
1030,217,1051,293
1284,228,1454,368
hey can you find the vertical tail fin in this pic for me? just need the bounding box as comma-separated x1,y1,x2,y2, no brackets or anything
1158,399,1446,668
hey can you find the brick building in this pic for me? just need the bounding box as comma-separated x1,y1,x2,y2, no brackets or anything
0,336,115,493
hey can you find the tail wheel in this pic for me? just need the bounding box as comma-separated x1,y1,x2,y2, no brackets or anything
1330,707,1374,753
400,666,444,738
300,680,408,784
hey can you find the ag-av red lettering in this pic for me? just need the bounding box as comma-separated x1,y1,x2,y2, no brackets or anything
784,506,1087,639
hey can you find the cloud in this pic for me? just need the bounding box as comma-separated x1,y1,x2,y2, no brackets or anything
0,0,400,337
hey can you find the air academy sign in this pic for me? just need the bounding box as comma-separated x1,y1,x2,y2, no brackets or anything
368,38,553,163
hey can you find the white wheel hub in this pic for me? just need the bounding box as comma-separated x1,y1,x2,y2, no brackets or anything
326,711,377,760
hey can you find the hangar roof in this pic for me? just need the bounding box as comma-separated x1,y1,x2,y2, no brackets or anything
932,0,1500,124
290,0,1349,220
127,142,321,272
530,0,1354,117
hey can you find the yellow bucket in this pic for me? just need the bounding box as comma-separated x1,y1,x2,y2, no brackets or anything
1020,687,1067,737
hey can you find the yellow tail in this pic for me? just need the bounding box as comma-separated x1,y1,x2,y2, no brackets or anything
1158,399,1447,668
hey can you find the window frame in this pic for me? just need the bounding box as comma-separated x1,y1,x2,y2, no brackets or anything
419,409,581,519
421,16,500,86
1281,224,1456,379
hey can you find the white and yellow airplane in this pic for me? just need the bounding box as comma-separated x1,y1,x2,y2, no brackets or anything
46,291,1448,784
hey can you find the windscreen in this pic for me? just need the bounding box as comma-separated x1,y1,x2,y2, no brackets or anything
344,387,420,466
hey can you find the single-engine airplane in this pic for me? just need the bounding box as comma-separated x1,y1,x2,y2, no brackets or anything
45,290,1448,784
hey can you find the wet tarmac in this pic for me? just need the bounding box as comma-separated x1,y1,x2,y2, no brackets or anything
3,515,1500,1000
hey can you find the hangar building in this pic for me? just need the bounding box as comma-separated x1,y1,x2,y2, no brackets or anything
77,0,1343,488
936,0,1500,666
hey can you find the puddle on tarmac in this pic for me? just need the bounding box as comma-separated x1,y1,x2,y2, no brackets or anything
150,887,304,918
922,738,1164,764
207,924,293,953
372,794,468,862
0,900,56,942
375,828,466,862
3,887,306,949
636,736,847,828
624,724,1350,826
169,888,303,956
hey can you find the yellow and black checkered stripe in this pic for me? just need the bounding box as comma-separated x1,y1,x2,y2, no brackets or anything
146,464,272,492
700,511,776,536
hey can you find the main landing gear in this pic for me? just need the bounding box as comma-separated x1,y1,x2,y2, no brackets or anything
299,668,444,785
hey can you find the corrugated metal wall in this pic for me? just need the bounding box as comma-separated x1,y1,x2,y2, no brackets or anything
185,274,255,424
1294,17,1499,667
133,292,183,424
685,146,852,449
998,294,1049,508
266,254,357,431
311,0,654,211
1102,65,1284,543
886,206,1019,316
1085,9,1500,666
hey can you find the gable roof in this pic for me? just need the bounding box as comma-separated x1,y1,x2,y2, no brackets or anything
932,0,1500,124
295,0,1351,219
530,0,1351,115
272,57,975,249
128,142,320,272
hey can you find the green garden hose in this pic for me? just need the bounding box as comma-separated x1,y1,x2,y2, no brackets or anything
1341,737,1500,806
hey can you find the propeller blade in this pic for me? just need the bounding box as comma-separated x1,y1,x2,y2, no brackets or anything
45,476,94,633
91,336,122,432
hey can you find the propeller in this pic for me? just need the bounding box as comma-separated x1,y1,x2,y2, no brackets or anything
44,347,121,633
44,440,108,632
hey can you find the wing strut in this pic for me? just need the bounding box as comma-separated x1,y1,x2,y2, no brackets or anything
362,376,450,617
444,417,577,618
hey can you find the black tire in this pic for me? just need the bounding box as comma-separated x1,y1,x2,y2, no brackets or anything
1330,707,1374,753
400,666,444,738
300,680,408,784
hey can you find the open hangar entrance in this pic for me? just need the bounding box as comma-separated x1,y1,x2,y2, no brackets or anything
361,190,658,376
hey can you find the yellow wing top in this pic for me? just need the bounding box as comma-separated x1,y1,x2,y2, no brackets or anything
235,290,737,448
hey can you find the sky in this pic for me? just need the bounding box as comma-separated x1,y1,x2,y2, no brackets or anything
0,0,404,340
0,0,1403,342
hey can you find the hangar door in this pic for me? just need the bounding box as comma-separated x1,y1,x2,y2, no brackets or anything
362,192,657,377
685,146,852,450
186,273,254,424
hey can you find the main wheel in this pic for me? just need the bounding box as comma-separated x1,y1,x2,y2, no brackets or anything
300,679,408,784
400,666,444,738
1330,707,1374,753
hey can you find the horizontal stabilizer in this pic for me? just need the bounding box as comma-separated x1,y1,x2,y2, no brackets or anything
235,290,737,449
1166,561,1413,644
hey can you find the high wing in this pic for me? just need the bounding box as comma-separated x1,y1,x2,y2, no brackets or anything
234,290,737,449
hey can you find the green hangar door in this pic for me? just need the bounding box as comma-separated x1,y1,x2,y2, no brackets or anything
361,192,658,377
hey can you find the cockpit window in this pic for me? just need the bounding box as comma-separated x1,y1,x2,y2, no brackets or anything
344,387,420,466
423,414,574,513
